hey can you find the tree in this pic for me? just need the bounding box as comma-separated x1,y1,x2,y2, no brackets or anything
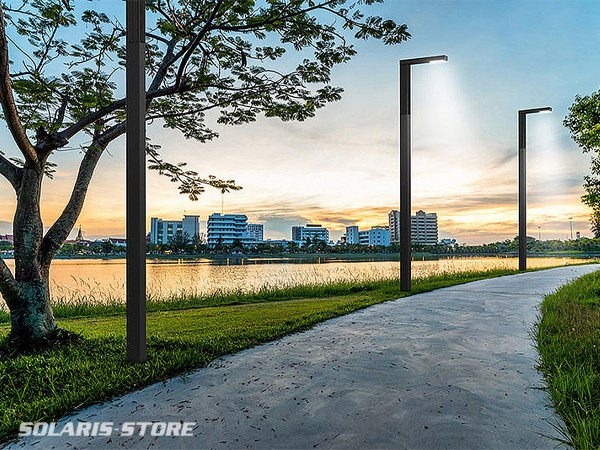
167,230,190,253
186,232,203,254
101,240,116,255
564,88,600,236
0,0,409,352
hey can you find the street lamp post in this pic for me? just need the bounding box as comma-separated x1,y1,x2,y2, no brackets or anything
569,217,573,240
126,0,146,363
399,55,448,291
518,107,552,271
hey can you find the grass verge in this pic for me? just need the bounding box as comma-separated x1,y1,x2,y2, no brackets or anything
0,268,533,442
535,270,600,449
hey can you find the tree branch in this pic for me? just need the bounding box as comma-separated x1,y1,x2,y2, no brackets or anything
0,255,19,310
148,37,178,92
41,113,132,267
0,6,37,164
40,141,106,267
215,0,337,32
50,93,70,132
147,32,171,45
96,122,126,147
58,84,187,141
174,0,224,90
0,151,21,190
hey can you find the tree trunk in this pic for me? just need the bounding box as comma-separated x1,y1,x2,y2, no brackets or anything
7,278,59,348
4,163,72,352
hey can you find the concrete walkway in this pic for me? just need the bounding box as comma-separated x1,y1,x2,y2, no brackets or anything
8,265,599,449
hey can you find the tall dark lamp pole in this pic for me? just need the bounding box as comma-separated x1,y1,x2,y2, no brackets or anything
126,0,146,363
399,55,448,292
518,107,552,271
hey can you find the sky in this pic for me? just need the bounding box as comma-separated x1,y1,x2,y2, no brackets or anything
1,0,599,244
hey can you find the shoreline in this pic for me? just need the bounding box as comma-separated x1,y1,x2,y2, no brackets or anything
148,251,600,261
2,251,597,263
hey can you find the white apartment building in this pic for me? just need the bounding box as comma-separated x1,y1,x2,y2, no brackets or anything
207,213,252,247
150,215,200,244
247,223,264,242
291,224,329,244
411,210,438,245
358,227,391,247
388,209,439,245
345,226,359,244
388,210,400,244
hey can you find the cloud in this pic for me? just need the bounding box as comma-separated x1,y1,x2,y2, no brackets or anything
253,214,309,240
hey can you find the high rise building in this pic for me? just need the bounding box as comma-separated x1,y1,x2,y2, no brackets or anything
247,223,264,242
150,215,200,244
345,226,359,244
291,224,329,244
411,210,438,245
291,226,301,242
388,210,400,244
207,213,251,247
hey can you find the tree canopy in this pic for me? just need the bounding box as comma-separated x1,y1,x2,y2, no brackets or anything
1,0,409,199
564,88,600,236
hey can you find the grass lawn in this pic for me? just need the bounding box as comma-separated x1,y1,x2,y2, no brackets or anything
0,268,548,442
536,270,600,449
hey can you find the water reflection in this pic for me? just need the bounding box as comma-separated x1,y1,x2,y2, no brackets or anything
0,256,587,308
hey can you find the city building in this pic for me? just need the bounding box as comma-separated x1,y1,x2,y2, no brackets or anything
440,238,457,246
150,215,200,245
182,215,200,241
0,234,14,244
412,210,438,245
368,226,391,246
247,223,264,242
75,225,84,242
358,230,369,245
358,227,391,247
108,238,128,248
345,226,359,245
291,224,329,245
388,210,400,244
207,213,252,247
388,209,439,245
65,225,93,247
291,226,302,241
150,217,182,244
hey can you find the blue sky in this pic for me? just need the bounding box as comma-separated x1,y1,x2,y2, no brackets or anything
0,0,599,243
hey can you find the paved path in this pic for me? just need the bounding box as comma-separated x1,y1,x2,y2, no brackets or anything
8,265,599,450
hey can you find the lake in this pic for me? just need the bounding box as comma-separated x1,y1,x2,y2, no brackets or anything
0,256,588,308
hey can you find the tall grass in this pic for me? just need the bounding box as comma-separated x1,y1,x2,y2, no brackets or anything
0,268,525,324
1,256,581,315
535,270,600,449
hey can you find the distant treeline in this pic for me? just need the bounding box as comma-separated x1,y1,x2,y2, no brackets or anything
3,235,598,257
413,236,600,255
